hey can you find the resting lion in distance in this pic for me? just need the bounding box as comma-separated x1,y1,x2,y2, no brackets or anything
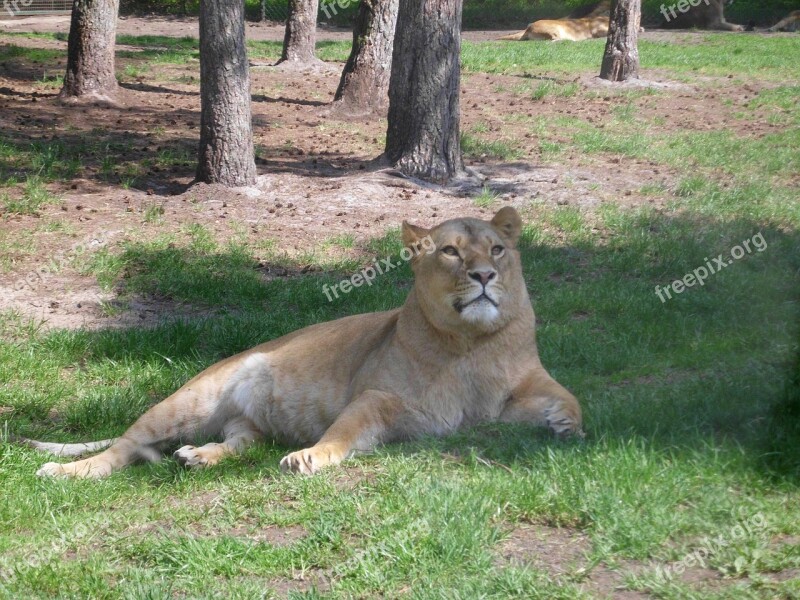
498,1,611,42
660,0,744,31
498,16,610,42
767,10,800,32
24,208,583,478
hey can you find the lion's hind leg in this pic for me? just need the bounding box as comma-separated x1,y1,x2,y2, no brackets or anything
36,437,150,478
35,379,228,478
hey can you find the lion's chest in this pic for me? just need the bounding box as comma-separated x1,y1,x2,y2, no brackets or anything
414,356,512,434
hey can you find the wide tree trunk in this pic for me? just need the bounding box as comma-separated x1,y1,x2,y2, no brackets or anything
385,0,464,183
599,0,641,81
196,0,257,186
330,0,399,117
279,0,322,67
60,0,119,102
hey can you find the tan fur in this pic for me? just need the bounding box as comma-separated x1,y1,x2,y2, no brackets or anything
661,0,743,31
498,2,612,42
498,15,610,42
28,208,582,478
768,10,800,32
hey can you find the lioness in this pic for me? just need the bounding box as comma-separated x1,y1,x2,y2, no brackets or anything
499,1,611,42
767,10,800,32
660,0,743,31
26,208,582,478
498,16,610,42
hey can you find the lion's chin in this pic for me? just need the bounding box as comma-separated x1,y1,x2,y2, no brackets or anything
458,298,501,328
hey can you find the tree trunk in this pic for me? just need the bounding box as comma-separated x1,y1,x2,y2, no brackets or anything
330,0,399,117
196,0,257,186
599,0,641,81
60,0,119,103
279,0,322,67
385,0,464,183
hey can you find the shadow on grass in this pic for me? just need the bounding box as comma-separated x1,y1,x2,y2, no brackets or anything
4,210,799,483
0,97,198,193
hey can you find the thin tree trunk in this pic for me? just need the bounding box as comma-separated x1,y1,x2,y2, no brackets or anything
385,0,464,183
599,0,641,81
60,0,119,103
196,0,257,186
279,0,322,66
330,0,399,117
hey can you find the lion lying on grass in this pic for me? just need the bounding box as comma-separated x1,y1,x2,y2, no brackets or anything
24,208,583,478
660,0,744,31
498,1,611,42
498,15,610,42
767,10,800,32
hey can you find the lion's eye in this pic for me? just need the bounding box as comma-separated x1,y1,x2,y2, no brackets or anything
491,245,505,256
441,246,459,257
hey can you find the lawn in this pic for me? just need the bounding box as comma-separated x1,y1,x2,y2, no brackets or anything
0,29,799,599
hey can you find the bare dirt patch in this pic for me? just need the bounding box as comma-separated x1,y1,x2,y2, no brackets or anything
494,524,649,598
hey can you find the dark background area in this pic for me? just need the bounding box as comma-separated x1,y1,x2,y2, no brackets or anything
117,0,800,30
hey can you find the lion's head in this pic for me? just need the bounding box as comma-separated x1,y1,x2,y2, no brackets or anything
401,207,531,336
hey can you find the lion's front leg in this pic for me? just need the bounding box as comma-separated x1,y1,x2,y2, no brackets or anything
280,390,404,475
500,370,583,437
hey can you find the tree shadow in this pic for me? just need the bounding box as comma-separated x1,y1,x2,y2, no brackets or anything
252,93,328,107
0,95,199,193
119,81,199,97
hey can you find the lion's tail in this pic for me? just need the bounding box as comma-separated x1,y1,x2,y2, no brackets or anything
14,436,116,457
497,30,526,41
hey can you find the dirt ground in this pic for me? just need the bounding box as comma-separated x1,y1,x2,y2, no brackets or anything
0,16,788,330
0,13,517,41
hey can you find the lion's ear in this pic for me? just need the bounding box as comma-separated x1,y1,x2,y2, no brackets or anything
491,207,522,246
401,221,430,248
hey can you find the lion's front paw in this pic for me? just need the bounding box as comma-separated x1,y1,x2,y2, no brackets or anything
545,404,584,438
279,444,343,475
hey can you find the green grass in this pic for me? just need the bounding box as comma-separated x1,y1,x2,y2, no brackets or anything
473,185,501,208
1,27,799,600
0,134,195,191
461,0,798,28
1,200,798,597
1,177,59,215
529,80,580,101
462,36,800,79
461,132,523,160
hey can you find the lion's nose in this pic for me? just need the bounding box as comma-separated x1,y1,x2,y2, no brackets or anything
468,270,496,286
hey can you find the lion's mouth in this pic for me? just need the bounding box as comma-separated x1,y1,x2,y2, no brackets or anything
453,293,498,313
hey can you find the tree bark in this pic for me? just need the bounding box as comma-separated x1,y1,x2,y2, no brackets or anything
330,0,399,117
385,0,464,183
196,0,257,186
60,0,119,103
279,0,322,66
599,0,641,81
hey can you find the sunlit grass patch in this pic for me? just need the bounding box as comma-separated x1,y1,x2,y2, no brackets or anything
461,132,523,160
